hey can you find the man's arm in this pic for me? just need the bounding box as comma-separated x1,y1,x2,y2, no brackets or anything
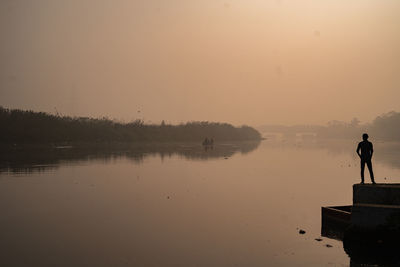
370,143,373,158
356,143,361,158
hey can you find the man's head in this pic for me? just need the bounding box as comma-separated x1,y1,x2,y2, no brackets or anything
362,133,369,141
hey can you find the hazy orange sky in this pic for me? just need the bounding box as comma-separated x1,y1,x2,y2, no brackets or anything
1,0,399,126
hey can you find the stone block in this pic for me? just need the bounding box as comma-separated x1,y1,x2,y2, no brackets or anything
351,203,400,229
353,184,400,205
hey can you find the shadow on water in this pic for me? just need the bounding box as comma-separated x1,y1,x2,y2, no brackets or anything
0,141,261,174
321,210,400,266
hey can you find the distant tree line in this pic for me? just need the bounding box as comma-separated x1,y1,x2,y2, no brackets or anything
317,112,400,141
258,124,324,134
0,107,261,144
258,111,400,141
365,111,400,141
316,118,364,139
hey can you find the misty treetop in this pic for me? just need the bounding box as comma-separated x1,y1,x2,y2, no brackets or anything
316,111,400,140
0,107,261,144
368,111,400,141
258,111,400,141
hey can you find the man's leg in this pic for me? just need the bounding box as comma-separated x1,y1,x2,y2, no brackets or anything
366,160,375,184
360,159,365,183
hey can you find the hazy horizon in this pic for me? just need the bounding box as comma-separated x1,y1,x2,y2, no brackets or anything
1,0,400,126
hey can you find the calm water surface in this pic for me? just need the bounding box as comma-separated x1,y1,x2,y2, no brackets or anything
1,139,400,266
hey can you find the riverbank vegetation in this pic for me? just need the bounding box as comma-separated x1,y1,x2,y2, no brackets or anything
0,107,261,144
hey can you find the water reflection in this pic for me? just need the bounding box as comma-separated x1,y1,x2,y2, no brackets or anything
313,140,400,170
0,141,261,174
1,138,400,266
262,137,400,170
3,139,400,174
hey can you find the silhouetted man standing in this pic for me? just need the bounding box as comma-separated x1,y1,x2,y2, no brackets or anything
356,133,376,184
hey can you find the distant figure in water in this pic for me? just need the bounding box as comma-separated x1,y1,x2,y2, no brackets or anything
356,133,376,184
202,137,214,151
203,138,210,146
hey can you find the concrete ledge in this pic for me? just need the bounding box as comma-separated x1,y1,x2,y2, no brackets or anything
321,206,352,240
322,206,351,223
353,183,400,205
351,203,400,228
